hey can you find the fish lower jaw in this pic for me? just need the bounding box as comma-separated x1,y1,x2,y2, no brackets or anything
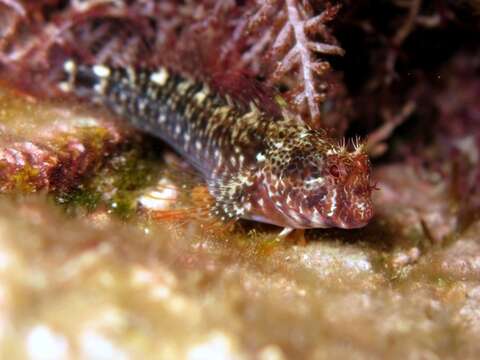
245,213,335,229
334,220,370,229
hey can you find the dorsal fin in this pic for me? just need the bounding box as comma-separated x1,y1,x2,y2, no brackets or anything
208,69,282,118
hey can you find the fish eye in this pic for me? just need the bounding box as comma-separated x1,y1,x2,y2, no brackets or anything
329,165,340,178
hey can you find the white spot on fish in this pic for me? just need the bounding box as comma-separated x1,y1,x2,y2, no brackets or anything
93,65,111,78
150,68,169,86
305,177,325,186
327,189,337,217
194,90,208,104
256,153,266,162
177,81,192,95
64,59,76,73
299,130,309,139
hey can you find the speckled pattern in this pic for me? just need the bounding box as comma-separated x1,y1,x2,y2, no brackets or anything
61,61,374,229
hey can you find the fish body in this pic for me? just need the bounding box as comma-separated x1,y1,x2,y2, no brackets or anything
60,61,374,229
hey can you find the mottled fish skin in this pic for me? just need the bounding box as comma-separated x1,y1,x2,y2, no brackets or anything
60,61,374,229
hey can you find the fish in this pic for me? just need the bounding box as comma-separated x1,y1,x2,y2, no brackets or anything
59,60,375,234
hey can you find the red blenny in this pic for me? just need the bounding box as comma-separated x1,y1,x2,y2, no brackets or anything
60,61,374,233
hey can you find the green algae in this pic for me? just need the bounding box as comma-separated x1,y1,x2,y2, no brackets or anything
56,142,163,219
56,185,102,213
3,163,41,193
